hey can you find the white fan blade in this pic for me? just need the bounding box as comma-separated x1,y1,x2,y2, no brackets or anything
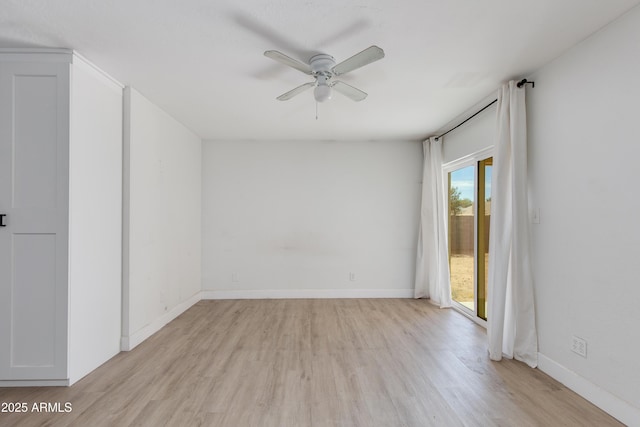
264,50,312,75
332,46,384,76
276,82,315,101
331,81,368,101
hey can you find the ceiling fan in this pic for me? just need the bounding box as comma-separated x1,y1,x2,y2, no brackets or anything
264,45,385,103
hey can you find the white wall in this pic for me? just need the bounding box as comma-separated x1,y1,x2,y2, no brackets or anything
528,5,640,424
122,87,202,350
202,140,422,298
68,55,123,384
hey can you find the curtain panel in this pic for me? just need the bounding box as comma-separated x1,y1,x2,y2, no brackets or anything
487,80,538,367
414,137,452,308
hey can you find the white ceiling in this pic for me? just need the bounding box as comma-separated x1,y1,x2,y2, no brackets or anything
2,0,639,141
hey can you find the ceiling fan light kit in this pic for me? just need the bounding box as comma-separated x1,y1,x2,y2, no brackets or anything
314,81,332,103
264,46,385,104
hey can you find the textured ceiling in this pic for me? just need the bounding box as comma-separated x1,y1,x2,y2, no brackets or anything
1,0,639,141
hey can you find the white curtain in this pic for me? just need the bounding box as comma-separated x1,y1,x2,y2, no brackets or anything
487,81,538,367
414,137,452,307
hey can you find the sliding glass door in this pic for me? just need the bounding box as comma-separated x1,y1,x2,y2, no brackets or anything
446,154,492,322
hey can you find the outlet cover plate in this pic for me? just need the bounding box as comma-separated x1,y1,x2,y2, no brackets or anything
571,336,587,358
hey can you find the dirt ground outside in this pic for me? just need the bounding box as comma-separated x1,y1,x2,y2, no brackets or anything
450,254,474,303
449,254,489,307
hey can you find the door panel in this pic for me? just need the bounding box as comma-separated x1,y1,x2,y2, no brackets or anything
0,61,69,380
13,75,59,209
11,234,57,367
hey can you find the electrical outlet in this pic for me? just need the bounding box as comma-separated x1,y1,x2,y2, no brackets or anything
349,272,356,281
232,272,240,283
571,336,587,358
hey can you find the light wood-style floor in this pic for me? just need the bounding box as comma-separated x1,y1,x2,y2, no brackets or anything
0,299,623,426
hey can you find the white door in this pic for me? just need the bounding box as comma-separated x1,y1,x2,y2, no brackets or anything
0,60,69,380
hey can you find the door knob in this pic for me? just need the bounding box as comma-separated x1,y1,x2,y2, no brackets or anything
0,214,6,227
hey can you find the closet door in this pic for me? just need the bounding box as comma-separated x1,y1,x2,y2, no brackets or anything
0,61,70,380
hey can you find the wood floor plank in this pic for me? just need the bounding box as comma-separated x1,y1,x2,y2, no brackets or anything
0,299,624,426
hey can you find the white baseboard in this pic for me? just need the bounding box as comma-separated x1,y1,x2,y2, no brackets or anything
538,353,640,427
0,379,69,387
201,288,414,300
120,292,201,351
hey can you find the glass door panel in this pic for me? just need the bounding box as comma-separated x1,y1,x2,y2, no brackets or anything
448,166,475,312
477,158,492,320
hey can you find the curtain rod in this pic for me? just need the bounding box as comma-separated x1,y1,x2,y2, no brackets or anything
434,79,534,141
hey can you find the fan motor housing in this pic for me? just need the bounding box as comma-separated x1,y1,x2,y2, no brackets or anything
309,54,336,76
